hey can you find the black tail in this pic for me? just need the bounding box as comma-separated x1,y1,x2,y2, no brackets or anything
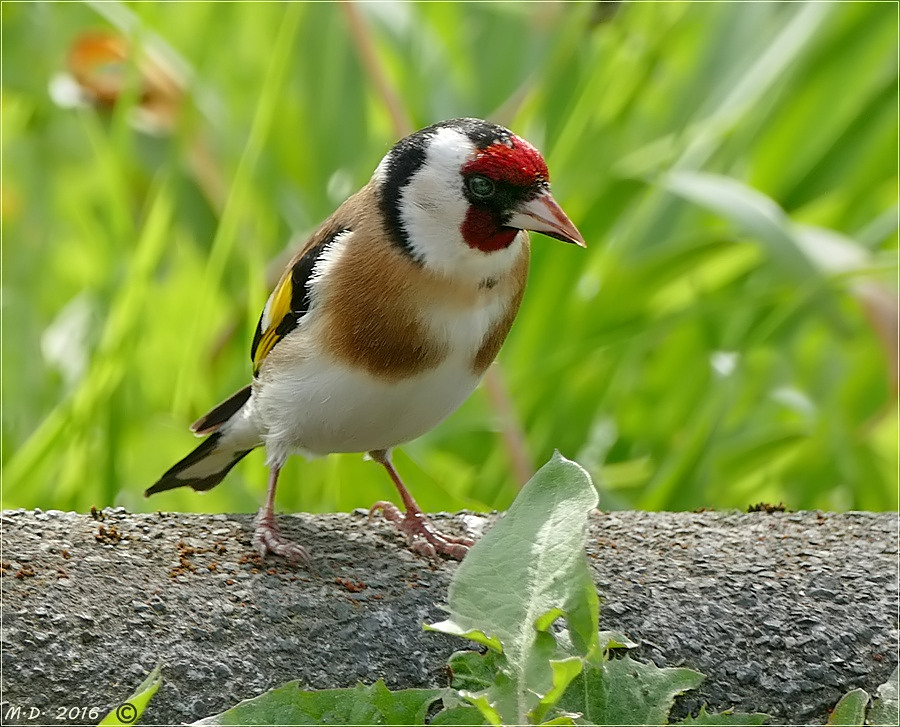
191,385,252,435
145,431,254,496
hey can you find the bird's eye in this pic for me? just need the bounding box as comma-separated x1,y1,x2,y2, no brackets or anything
467,175,496,200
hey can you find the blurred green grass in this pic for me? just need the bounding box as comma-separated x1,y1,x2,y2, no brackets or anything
2,1,897,516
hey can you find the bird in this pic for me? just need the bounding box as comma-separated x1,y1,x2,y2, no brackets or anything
145,117,585,563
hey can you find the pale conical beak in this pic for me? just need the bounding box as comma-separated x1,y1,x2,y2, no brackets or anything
506,191,586,247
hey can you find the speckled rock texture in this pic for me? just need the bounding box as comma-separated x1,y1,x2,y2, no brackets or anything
1,508,896,725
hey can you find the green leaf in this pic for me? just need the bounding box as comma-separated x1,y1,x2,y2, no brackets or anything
427,452,599,724
461,693,503,727
555,656,704,726
98,664,163,726
194,680,443,726
529,657,584,725
429,622,503,654
598,630,639,652
427,688,488,726
678,705,769,725
447,650,503,693
428,704,488,726
826,688,868,726
663,171,817,278
868,666,899,727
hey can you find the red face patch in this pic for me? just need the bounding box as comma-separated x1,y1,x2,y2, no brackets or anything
461,136,549,187
461,207,520,252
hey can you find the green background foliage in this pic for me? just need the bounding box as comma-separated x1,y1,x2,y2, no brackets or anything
2,1,897,516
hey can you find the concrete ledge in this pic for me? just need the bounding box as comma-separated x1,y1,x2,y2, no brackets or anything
1,509,897,725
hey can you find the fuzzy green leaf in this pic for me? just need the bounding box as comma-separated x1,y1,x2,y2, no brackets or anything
826,688,868,726
428,452,599,724
529,657,585,724
194,680,443,726
556,656,704,726
868,666,899,727
98,664,163,727
447,650,503,693
598,631,639,651
428,705,488,726
461,693,503,727
427,688,488,726
426,622,503,653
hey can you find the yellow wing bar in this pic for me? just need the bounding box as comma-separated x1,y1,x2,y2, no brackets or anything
251,271,295,374
249,228,347,375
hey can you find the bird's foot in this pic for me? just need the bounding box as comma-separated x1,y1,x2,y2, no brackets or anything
368,501,473,560
252,508,310,564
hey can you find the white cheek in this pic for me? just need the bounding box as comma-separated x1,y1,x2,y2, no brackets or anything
401,128,471,235
398,128,523,280
401,180,467,251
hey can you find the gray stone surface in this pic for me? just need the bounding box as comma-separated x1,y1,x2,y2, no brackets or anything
0,508,897,726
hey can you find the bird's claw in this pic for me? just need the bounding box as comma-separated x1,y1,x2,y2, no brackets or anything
253,508,310,564
368,501,473,561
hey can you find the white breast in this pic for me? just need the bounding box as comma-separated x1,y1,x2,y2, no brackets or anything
253,282,515,467
256,355,480,464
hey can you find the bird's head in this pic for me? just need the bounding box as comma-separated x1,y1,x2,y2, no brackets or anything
374,118,584,278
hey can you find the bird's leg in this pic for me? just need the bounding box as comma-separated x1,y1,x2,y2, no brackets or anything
253,464,310,564
367,449,474,560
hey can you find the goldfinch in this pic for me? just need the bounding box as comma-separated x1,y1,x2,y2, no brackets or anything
146,118,585,562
